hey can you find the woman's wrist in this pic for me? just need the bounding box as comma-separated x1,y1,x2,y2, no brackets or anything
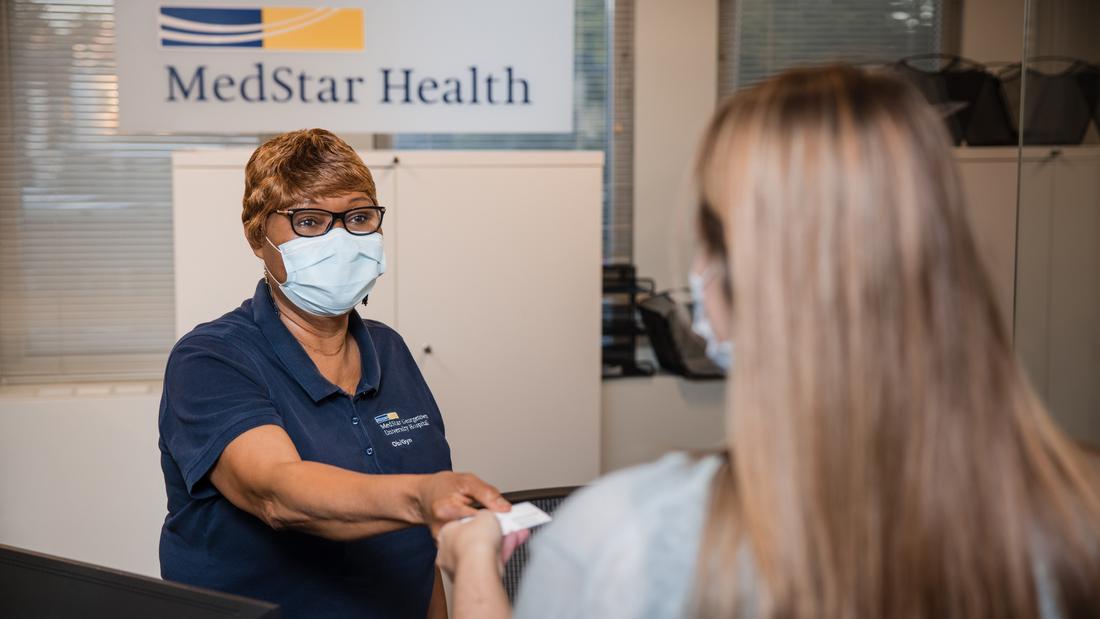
395,473,433,525
458,539,500,562
437,511,507,580
411,473,436,525
452,542,501,577
343,471,428,527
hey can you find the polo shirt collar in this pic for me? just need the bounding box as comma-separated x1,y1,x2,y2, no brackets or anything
252,280,382,402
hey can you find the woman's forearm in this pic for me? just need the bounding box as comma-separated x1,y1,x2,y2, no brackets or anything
261,460,424,540
210,425,507,540
451,551,511,619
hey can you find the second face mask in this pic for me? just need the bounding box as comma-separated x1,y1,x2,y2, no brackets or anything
689,270,733,371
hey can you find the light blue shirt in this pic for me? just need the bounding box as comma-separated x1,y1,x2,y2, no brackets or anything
513,451,1066,619
515,452,721,618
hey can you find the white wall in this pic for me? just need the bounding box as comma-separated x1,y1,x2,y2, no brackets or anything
959,0,1026,62
602,375,726,472
0,385,164,577
633,0,718,294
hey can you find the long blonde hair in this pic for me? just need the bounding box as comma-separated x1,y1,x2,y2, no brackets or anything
693,65,1100,618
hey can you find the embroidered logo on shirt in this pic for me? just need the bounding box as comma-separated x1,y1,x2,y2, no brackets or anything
375,413,432,438
374,411,400,424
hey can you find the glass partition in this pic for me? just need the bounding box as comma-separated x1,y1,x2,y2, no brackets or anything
1014,0,1100,447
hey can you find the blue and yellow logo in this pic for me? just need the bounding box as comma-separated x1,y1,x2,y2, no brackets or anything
374,412,400,424
158,6,364,50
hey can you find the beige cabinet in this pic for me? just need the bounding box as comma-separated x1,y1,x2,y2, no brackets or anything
1016,148,1100,446
172,150,603,490
956,146,1100,447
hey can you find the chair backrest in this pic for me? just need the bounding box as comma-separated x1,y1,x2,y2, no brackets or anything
500,486,581,603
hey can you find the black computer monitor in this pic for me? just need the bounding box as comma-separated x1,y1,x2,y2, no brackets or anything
0,544,279,618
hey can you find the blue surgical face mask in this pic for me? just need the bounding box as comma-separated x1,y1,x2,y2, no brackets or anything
689,269,733,371
266,228,386,317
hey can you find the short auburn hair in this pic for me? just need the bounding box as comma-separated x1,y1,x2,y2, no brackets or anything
242,128,377,249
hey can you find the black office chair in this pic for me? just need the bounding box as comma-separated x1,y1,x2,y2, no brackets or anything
500,486,580,602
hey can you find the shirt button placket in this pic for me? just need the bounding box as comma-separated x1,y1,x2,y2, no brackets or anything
348,397,377,467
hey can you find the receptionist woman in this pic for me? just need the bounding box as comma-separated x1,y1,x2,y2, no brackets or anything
157,128,509,618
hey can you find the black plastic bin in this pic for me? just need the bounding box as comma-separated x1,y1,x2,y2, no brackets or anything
964,68,1017,146
894,54,1016,146
1001,59,1094,145
1077,63,1100,136
895,54,990,145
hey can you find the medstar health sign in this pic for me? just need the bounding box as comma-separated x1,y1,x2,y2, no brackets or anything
115,1,575,133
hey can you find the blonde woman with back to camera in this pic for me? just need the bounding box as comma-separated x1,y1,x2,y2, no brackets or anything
435,65,1100,618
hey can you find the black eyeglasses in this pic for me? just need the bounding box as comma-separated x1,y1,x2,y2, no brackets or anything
275,206,386,237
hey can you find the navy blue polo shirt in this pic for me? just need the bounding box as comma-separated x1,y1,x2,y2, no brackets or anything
158,280,452,619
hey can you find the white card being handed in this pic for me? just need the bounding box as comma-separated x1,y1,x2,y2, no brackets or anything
460,501,553,535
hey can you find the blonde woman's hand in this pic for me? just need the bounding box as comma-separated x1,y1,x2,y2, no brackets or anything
436,510,530,579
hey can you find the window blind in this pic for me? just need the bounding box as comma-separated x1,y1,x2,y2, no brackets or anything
0,0,258,383
608,0,634,264
719,0,956,96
